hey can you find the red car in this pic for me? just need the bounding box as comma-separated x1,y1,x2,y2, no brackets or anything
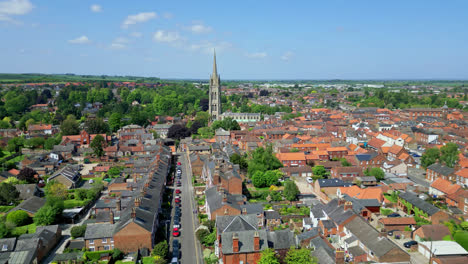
173,228,180,237
177,162,181,165
175,198,181,203
175,189,181,194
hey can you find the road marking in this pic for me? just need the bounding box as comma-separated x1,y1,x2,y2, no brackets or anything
184,153,201,264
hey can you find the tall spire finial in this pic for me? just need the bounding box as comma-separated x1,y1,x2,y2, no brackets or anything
213,49,218,77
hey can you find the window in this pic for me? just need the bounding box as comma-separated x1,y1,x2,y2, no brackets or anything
1,245,7,251
89,247,95,252
102,238,107,243
89,240,94,244
104,245,111,250
111,238,114,243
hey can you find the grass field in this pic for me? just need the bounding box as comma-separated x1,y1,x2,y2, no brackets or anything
64,199,91,209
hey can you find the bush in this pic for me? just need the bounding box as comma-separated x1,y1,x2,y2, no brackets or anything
70,225,87,238
6,211,31,226
203,231,216,246
113,248,123,260
196,229,210,242
380,208,393,216
152,241,168,259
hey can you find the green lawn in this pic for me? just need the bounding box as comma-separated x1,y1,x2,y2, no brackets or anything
380,208,393,216
384,193,398,203
64,199,90,209
11,223,36,236
0,205,14,213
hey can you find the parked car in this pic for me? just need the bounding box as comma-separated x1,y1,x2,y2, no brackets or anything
173,246,180,258
404,241,418,248
172,239,179,249
175,189,181,194
388,213,401,218
173,220,180,229
177,181,182,187
173,227,180,237
170,257,179,264
175,198,181,204
306,177,314,184
387,230,398,236
177,162,181,166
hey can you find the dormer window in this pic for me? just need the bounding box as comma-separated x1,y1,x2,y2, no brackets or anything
1,245,7,251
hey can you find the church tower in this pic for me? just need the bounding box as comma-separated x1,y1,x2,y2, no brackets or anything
209,50,222,121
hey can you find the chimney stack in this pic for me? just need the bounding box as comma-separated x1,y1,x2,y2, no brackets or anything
116,199,121,211
242,208,247,215
335,250,345,264
232,233,239,253
134,197,141,207
223,193,227,203
109,211,114,224
131,207,136,218
254,231,260,251
344,201,353,211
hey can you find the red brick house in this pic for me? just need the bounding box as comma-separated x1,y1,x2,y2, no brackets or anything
378,217,416,232
330,166,363,182
426,163,455,182
276,152,306,167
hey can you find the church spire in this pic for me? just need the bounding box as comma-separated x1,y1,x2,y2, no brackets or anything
212,49,218,77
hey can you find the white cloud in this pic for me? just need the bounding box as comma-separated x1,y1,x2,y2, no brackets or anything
109,37,129,49
153,30,181,43
189,23,212,34
281,51,294,61
246,52,267,59
68,35,91,44
122,12,156,29
162,12,173,19
130,32,142,38
0,0,33,22
90,4,102,13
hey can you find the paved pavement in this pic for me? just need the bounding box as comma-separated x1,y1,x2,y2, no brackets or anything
170,153,204,264
387,235,428,264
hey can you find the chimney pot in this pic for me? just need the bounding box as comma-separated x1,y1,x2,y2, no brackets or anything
242,208,247,215
232,233,239,253
254,231,260,251
109,211,114,224
116,199,121,211
131,207,136,218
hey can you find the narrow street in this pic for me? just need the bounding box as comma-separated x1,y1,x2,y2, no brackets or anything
171,153,204,264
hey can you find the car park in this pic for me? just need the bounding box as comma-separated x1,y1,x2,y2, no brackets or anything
404,241,418,248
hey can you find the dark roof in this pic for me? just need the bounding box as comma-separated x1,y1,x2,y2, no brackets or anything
85,224,115,239
52,252,84,262
49,164,81,184
264,210,280,219
321,220,336,230
323,199,356,225
216,214,258,233
345,216,408,258
239,203,264,215
427,163,455,176
14,184,42,200
10,197,46,215
8,250,37,264
310,203,325,218
221,231,268,254
67,239,85,250
317,179,352,188
205,186,241,213
398,192,440,216
0,238,16,252
355,152,378,161
267,230,296,249
311,246,335,264
348,245,366,257
296,229,319,242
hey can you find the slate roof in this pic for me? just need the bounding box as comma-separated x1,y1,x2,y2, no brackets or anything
8,250,36,264
266,230,296,249
10,197,46,215
239,203,264,215
427,163,455,176
310,203,325,218
221,230,268,254
48,164,81,184
14,184,42,200
296,228,319,243
264,210,280,220
345,217,408,258
0,238,16,252
398,192,440,216
317,179,353,188
348,245,366,257
216,214,258,233
311,246,335,264
322,199,356,225
321,220,336,230
205,186,241,213
85,223,115,239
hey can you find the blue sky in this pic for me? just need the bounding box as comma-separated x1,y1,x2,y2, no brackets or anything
0,0,467,79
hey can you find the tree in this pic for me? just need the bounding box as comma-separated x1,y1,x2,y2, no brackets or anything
258,248,280,264
17,167,37,183
112,248,124,260
230,153,248,170
440,143,459,168
366,167,385,181
168,123,191,140
195,111,210,127
108,166,123,178
75,189,88,200
197,126,214,138
312,166,327,179
84,118,109,134
285,248,316,264
152,241,169,259
283,181,300,201
108,113,123,132
90,134,105,157
264,170,281,186
0,182,20,205
252,171,267,188
45,181,68,199
211,117,240,131
6,211,30,226
341,159,352,167
6,136,25,152
60,115,80,135
34,206,58,226
421,148,440,168
196,228,210,243
70,225,87,238
0,222,9,238
248,145,283,177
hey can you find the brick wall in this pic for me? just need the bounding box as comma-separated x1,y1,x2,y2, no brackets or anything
113,222,153,253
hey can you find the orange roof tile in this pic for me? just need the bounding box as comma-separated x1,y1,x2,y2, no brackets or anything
455,168,468,178
430,178,462,195
277,152,306,161
339,186,383,202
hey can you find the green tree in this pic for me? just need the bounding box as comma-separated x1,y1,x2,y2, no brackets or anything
440,143,459,168
285,248,316,264
252,171,267,188
0,182,20,205
70,225,87,238
84,118,109,134
341,159,352,167
197,126,214,138
230,153,248,170
195,111,210,127
152,241,169,259
258,248,280,264
107,166,123,177
75,189,88,200
264,170,281,186
283,181,300,201
90,134,105,157
211,117,240,131
312,166,327,179
44,137,57,150
0,222,10,238
6,136,25,152
34,206,58,226
60,115,80,135
421,148,440,168
248,145,283,177
6,211,30,226
367,167,385,181
45,181,68,199
108,113,123,132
